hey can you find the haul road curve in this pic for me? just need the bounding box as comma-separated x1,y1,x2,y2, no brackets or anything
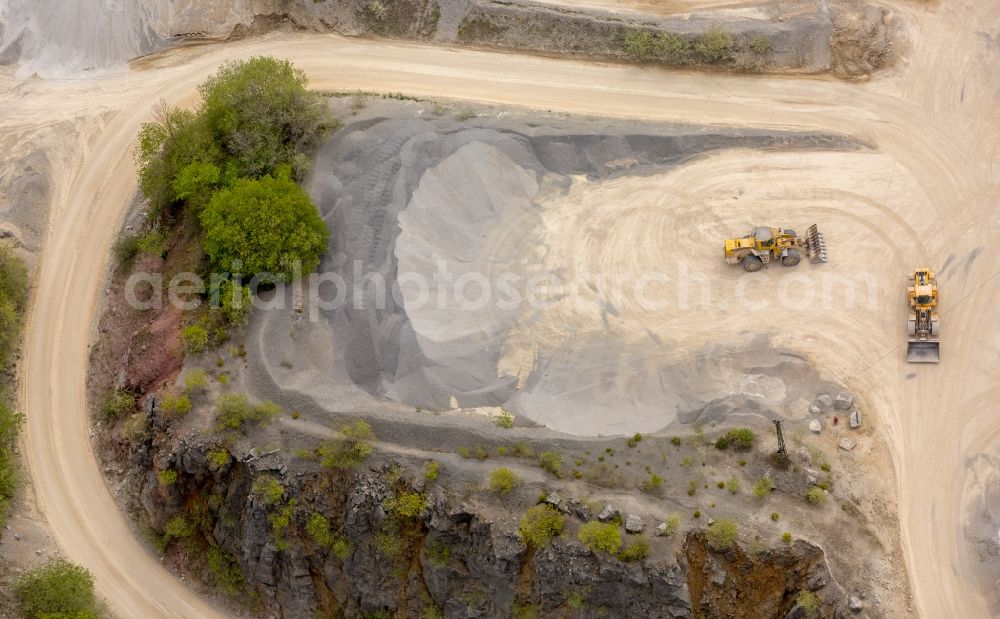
6,3,1000,617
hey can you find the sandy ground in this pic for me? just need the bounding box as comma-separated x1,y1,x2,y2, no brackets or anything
1,0,999,615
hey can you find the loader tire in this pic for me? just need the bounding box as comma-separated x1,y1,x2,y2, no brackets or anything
743,255,764,272
782,249,801,266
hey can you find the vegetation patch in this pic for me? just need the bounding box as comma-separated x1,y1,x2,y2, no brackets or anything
16,558,97,619
306,420,376,469
715,427,755,451
706,518,738,551
578,521,622,554
487,467,520,496
518,504,565,548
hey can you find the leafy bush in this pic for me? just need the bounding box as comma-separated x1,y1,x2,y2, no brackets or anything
113,233,142,267
158,469,178,486
643,473,663,493
136,230,167,257
183,369,208,393
427,539,452,567
384,492,427,519
306,512,333,547
199,56,334,179
752,475,775,498
331,536,351,560
734,50,765,73
316,420,375,469
796,590,820,617
715,428,755,450
661,514,681,537
623,30,659,60
695,26,734,62
671,436,682,446
488,467,520,496
726,477,740,494
578,521,622,554
0,402,23,526
749,34,772,55
207,447,230,469
206,547,246,596
214,393,280,430
182,325,210,354
252,475,285,506
268,500,296,550
706,518,738,551
102,389,136,419
161,392,192,418
783,532,793,543
627,432,642,448
538,450,562,477
122,412,150,445
623,31,688,63
200,170,328,281
618,535,650,562
218,279,253,326
164,515,196,540
16,558,97,619
518,504,565,548
424,460,440,481
806,485,827,505
495,410,515,429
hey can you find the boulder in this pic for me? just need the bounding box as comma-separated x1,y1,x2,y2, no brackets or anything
834,394,854,410
839,438,857,451
849,410,862,429
809,402,822,414
543,492,570,513
597,504,620,523
808,419,822,434
568,499,592,522
625,514,644,534
817,394,834,408
849,596,864,612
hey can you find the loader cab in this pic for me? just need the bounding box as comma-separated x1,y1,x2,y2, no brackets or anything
753,227,775,249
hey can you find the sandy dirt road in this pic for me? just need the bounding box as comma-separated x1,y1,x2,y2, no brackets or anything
4,0,1000,615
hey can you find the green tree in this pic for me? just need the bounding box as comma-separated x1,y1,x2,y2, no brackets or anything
578,521,622,554
135,103,221,213
200,170,328,281
0,402,23,526
16,558,97,619
171,161,221,208
199,56,333,179
0,245,28,371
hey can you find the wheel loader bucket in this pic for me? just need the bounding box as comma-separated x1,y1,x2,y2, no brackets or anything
906,340,940,363
804,224,828,263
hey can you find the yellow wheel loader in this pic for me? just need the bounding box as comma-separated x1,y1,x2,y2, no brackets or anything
906,267,940,363
724,225,828,272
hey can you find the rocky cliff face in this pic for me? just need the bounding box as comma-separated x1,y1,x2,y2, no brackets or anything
125,414,851,619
